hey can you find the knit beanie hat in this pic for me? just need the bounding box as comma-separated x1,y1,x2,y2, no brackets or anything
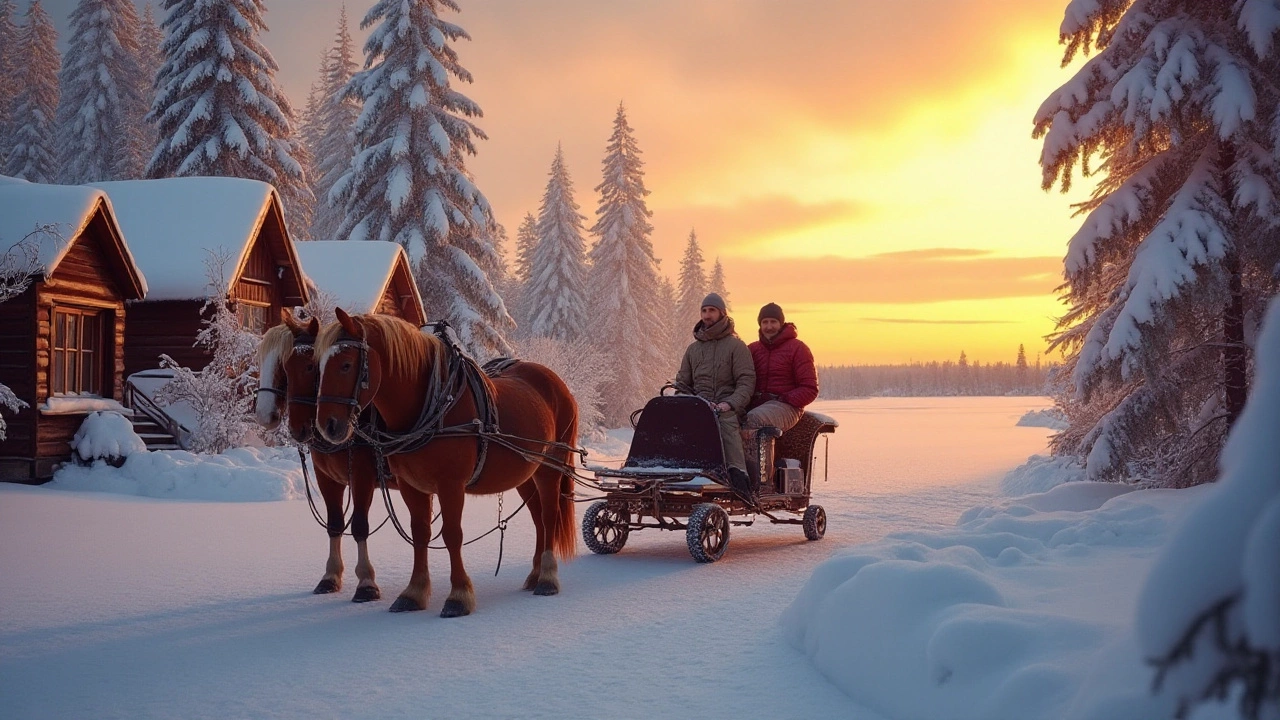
701,293,727,314
758,302,785,324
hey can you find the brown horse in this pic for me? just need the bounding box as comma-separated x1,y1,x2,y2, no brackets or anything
255,312,384,603
313,309,578,617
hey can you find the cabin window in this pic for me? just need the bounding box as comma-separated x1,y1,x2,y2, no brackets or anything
236,302,268,334
51,308,103,396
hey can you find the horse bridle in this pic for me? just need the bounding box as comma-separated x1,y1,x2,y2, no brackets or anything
315,336,373,428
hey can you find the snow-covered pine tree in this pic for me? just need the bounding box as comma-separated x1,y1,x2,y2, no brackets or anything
335,0,510,356
657,274,684,365
147,0,313,238
0,0,20,157
134,3,163,158
512,211,538,287
526,144,589,342
506,211,537,334
676,229,707,330
56,0,148,183
1036,0,1280,486
4,1,60,183
587,103,667,423
309,6,359,242
708,256,731,310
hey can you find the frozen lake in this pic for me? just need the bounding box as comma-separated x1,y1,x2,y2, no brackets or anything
0,397,1055,719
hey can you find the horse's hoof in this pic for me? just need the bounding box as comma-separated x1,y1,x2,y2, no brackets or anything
352,585,382,603
313,578,340,595
389,596,424,613
440,599,472,618
521,575,538,591
532,581,560,596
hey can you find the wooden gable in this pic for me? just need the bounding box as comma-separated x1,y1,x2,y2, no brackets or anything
377,251,426,325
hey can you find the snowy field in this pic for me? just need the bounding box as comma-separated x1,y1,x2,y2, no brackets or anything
0,397,1197,719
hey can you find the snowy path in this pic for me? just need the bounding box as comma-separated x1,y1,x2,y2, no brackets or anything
0,398,1054,719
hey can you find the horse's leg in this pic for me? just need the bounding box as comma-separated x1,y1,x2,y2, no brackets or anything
515,479,546,591
349,456,381,603
313,469,346,594
531,466,564,596
438,481,476,618
389,483,433,613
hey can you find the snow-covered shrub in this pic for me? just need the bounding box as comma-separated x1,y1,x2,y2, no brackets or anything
71,411,146,467
1139,299,1280,719
0,232,48,440
154,252,265,454
1037,0,1280,487
513,336,610,437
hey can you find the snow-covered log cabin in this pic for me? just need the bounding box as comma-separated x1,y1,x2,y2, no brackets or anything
90,178,308,377
293,240,426,325
0,181,148,481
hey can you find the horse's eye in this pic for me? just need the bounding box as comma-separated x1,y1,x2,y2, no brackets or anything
306,362,316,373
342,361,352,372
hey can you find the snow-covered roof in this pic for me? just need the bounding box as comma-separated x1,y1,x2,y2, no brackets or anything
90,177,295,301
0,178,147,297
295,240,425,321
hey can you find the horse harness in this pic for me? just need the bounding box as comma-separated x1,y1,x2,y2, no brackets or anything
317,320,501,489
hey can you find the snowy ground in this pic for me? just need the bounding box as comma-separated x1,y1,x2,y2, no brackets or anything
0,397,1184,719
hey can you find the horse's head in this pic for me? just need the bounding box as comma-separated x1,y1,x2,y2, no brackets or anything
279,310,323,443
254,320,295,430
314,307,385,445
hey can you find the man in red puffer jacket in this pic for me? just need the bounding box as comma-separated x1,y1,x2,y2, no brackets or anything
743,303,819,488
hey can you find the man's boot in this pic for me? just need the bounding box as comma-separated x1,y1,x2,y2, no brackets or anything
728,467,756,504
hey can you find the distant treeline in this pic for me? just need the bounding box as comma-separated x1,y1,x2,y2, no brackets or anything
817,358,1054,398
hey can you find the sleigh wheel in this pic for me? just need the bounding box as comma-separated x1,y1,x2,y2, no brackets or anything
803,504,826,541
582,501,629,554
687,503,730,563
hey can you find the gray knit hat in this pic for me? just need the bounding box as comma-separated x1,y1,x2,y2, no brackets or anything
701,293,727,314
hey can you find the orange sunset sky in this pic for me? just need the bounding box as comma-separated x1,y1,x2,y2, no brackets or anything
38,0,1092,365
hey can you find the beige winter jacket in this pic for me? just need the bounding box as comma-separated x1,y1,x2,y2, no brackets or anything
675,315,756,414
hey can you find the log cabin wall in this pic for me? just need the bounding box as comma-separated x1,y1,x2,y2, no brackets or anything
0,287,37,481
123,299,210,377
232,234,278,333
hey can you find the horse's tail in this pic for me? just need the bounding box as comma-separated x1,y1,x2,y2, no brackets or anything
552,408,578,560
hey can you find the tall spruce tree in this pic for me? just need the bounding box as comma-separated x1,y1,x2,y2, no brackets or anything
310,6,359,241
135,3,163,156
147,0,313,237
708,257,730,310
676,229,707,329
526,145,589,342
1036,0,1280,486
4,1,60,183
507,211,537,334
587,103,666,423
0,0,20,157
335,0,510,355
56,0,148,183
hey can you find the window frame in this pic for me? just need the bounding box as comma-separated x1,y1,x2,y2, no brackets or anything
50,306,104,397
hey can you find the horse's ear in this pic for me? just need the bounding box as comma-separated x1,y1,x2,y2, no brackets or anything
281,307,302,332
306,317,320,336
336,307,363,339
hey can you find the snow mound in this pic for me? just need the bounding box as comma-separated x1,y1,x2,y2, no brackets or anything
1000,453,1087,496
49,446,306,502
1016,408,1068,430
782,481,1202,720
70,411,146,463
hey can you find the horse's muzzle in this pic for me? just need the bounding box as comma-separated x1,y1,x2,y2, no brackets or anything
320,416,353,445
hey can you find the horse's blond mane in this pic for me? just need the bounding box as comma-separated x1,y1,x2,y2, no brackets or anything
258,323,296,369
315,313,444,381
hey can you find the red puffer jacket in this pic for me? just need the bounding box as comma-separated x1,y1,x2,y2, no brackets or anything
748,323,819,409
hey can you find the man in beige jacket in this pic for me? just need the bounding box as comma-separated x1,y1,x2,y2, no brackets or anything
675,293,757,499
